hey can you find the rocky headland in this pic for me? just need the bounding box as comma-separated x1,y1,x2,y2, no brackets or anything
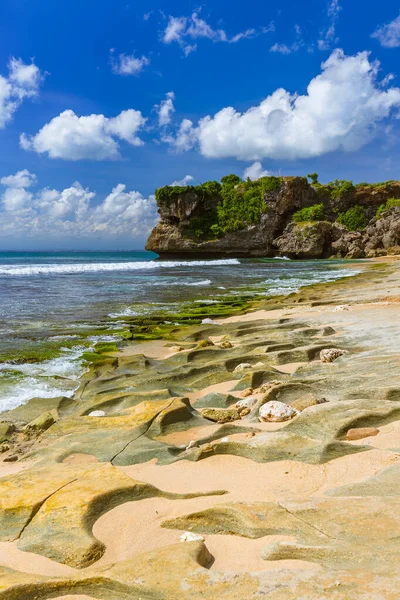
1,258,400,598
146,174,400,258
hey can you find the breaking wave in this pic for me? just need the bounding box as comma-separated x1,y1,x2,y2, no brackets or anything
0,259,240,276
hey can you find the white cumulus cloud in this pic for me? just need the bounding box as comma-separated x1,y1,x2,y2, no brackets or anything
164,49,400,161
372,14,400,48
156,91,175,126
0,57,44,128
243,162,272,180
0,172,158,240
111,52,150,76
0,169,37,189
20,109,146,160
170,175,194,186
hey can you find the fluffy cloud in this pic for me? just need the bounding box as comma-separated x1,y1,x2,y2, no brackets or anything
170,175,194,186
0,169,37,188
156,92,175,127
111,52,150,76
0,57,43,128
243,162,271,180
164,49,400,161
0,172,158,240
162,118,198,152
372,14,400,48
20,109,146,160
318,0,342,50
162,12,273,55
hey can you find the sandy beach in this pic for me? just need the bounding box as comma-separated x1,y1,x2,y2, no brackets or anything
1,257,400,599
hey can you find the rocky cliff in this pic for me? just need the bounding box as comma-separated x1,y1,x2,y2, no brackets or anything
146,175,400,258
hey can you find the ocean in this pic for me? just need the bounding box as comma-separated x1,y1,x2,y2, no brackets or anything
0,251,361,413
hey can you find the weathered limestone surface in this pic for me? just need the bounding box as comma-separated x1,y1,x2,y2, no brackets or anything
1,263,400,598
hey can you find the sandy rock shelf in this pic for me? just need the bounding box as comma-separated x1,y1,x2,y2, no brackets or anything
1,258,400,599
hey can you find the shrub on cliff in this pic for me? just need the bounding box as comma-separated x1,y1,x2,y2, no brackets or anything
217,175,282,233
376,198,400,219
336,205,368,231
293,203,325,223
330,179,355,201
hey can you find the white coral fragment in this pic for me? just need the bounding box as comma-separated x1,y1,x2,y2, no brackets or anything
259,401,298,422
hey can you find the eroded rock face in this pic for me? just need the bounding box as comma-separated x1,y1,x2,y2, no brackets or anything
146,177,314,257
274,207,400,259
273,221,340,259
146,176,400,258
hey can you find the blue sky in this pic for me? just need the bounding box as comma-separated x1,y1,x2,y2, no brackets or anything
1,0,400,249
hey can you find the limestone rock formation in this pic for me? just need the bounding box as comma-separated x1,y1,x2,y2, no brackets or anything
146,175,400,258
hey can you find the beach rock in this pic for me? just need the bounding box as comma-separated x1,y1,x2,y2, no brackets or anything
234,363,252,372
199,407,241,423
320,348,347,363
259,380,282,393
235,397,257,412
180,531,205,542
201,318,219,325
196,339,215,349
25,412,55,432
241,387,254,397
322,326,336,336
254,361,265,368
88,410,106,417
219,340,233,348
346,427,380,441
3,455,18,462
239,408,251,417
259,401,298,422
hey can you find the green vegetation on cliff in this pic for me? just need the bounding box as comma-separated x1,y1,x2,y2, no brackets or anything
336,205,368,231
154,172,400,242
293,203,325,223
156,174,284,239
376,198,400,219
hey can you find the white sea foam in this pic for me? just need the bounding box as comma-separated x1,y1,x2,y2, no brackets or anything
108,307,140,318
0,345,90,412
0,377,77,413
184,279,212,286
0,259,240,277
0,347,87,380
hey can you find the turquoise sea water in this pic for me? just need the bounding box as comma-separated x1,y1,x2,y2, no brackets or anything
0,251,361,412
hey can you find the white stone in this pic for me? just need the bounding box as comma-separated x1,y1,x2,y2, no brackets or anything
220,436,230,443
254,362,265,368
234,363,252,372
202,318,219,325
235,397,257,410
88,410,106,417
180,531,205,542
333,305,349,312
259,401,298,422
320,348,347,363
